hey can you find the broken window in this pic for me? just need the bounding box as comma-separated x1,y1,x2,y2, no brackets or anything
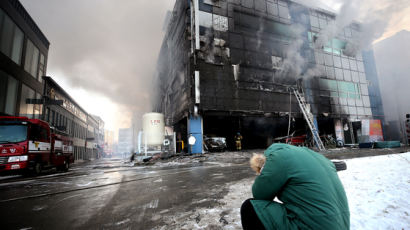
271,56,283,69
213,15,228,32
198,11,228,32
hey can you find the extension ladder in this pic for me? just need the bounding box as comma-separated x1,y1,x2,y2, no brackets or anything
291,88,326,151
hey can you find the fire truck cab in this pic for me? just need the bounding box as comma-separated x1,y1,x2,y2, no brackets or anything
0,116,74,175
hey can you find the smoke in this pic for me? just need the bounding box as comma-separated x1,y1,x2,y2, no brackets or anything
314,0,410,55
373,30,410,141
20,0,175,114
280,26,306,80
273,0,410,84
256,17,265,50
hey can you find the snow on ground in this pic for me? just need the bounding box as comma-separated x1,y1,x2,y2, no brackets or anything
154,178,253,230
338,152,410,230
157,152,410,230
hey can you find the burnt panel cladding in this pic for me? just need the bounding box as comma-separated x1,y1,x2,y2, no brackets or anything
155,0,382,149
154,0,192,124
197,1,312,116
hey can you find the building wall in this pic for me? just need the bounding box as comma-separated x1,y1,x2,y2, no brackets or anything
92,115,105,158
104,130,114,156
0,0,49,118
154,0,192,125
156,0,384,147
362,49,384,120
43,77,101,161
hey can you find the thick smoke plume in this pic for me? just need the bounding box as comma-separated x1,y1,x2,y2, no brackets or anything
20,0,175,114
314,0,409,55
276,0,410,82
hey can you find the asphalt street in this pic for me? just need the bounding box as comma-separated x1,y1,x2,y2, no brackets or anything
0,156,254,230
1,147,407,230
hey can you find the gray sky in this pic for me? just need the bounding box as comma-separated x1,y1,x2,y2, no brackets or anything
20,0,175,132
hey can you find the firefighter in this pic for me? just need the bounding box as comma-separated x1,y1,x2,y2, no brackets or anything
235,132,243,151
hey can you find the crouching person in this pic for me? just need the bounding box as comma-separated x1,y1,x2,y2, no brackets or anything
241,144,350,230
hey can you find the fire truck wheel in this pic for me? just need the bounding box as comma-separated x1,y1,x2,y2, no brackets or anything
33,162,42,175
58,159,69,172
62,160,69,172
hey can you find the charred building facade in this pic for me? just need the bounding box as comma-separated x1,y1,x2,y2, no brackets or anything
155,0,384,152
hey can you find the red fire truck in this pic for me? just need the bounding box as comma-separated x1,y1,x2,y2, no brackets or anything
0,116,74,175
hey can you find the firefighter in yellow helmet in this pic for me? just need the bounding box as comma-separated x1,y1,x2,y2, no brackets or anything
235,132,243,151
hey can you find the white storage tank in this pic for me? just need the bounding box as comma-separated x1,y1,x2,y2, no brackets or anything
142,113,165,146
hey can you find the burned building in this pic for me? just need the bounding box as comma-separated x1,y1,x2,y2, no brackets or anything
154,0,384,152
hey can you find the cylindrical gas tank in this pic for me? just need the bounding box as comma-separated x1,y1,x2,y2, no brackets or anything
142,113,165,146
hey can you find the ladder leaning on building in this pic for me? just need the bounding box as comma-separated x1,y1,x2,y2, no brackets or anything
291,87,326,151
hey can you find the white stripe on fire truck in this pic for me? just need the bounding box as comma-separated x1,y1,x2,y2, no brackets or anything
28,142,51,151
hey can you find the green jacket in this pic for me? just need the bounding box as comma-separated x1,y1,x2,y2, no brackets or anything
250,144,349,230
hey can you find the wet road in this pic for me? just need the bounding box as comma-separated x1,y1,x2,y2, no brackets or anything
0,157,254,230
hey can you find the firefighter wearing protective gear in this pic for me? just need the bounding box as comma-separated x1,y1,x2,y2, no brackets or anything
235,132,243,151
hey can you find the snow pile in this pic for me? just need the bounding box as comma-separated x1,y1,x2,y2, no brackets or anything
156,152,410,229
338,153,410,229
